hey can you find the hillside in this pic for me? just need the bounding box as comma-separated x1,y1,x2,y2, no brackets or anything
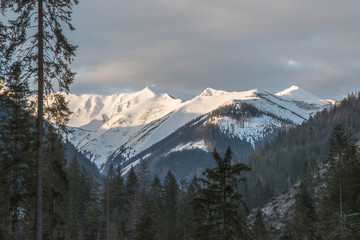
243,92,360,209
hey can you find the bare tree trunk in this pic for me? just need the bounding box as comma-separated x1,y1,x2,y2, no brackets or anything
35,0,44,239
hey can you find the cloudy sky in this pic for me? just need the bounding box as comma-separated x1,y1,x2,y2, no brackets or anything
70,0,360,99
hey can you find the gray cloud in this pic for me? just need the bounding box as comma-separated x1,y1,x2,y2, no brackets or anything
70,0,360,99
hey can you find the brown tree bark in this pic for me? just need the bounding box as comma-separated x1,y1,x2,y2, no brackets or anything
35,0,44,239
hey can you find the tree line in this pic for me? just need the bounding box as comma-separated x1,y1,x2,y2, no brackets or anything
275,124,360,239
0,99,259,240
244,93,360,209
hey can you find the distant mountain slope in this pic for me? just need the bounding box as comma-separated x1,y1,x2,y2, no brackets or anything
63,142,101,178
65,85,330,174
243,92,360,209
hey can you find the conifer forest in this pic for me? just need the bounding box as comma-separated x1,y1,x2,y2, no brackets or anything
1,1,360,240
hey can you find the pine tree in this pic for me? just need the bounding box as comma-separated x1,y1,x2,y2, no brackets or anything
149,175,163,239
42,126,69,240
1,1,78,238
107,164,125,240
81,172,103,240
177,176,201,240
292,180,316,239
0,79,35,239
252,208,267,240
123,167,139,239
160,170,179,240
318,124,360,239
193,147,251,240
65,156,82,240
133,197,156,240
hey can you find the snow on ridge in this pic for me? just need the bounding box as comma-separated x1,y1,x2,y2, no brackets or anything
167,140,209,155
65,85,330,171
146,84,195,101
120,153,151,176
199,87,258,98
66,88,181,129
207,115,282,149
275,85,299,96
120,159,141,176
200,88,228,97
275,85,324,103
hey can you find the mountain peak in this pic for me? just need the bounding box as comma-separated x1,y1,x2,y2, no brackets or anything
144,84,195,101
200,88,228,97
139,86,158,97
275,85,299,96
275,85,322,102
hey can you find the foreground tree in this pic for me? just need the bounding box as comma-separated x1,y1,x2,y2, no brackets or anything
0,79,35,239
160,170,179,240
318,124,360,239
193,147,251,240
1,1,78,239
292,180,317,239
252,208,268,240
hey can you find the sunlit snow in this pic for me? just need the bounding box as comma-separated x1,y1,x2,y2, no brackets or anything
64,86,331,171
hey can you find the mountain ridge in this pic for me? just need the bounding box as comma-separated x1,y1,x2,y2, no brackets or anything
65,85,331,173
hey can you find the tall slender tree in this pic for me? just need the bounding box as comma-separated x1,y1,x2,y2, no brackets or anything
252,208,268,240
193,147,251,240
0,79,35,239
1,1,78,239
160,170,179,240
318,125,360,239
124,167,139,239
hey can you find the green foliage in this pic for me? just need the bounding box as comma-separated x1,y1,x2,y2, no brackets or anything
0,79,35,239
244,93,360,210
291,180,317,239
133,197,156,240
42,126,69,239
1,0,78,130
193,147,251,240
252,208,268,240
123,167,139,239
159,170,179,240
318,124,360,239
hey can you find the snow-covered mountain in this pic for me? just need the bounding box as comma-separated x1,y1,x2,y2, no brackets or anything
65,85,331,174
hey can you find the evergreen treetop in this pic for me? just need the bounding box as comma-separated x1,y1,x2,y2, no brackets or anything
193,147,251,240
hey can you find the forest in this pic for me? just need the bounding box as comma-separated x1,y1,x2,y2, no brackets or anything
1,1,360,239
1,88,360,239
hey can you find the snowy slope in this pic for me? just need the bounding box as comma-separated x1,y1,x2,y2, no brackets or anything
65,85,330,172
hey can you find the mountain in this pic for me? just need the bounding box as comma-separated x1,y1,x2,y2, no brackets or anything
65,85,331,175
242,92,360,209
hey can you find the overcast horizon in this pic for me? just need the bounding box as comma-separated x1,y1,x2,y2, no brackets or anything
67,0,359,100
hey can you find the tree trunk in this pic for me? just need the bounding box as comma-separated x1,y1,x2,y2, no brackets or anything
35,0,44,239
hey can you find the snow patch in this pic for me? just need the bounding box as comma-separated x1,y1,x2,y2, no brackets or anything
167,140,208,155
120,153,151,176
64,85,330,172
207,116,281,149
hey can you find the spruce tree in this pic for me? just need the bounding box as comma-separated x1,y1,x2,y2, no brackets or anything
65,156,82,240
133,197,156,240
292,179,316,239
318,124,360,239
149,175,163,239
160,170,179,240
252,208,268,240
124,167,139,239
81,171,102,240
193,147,251,240
107,164,125,240
1,1,78,238
42,126,69,240
0,80,35,239
177,176,201,240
